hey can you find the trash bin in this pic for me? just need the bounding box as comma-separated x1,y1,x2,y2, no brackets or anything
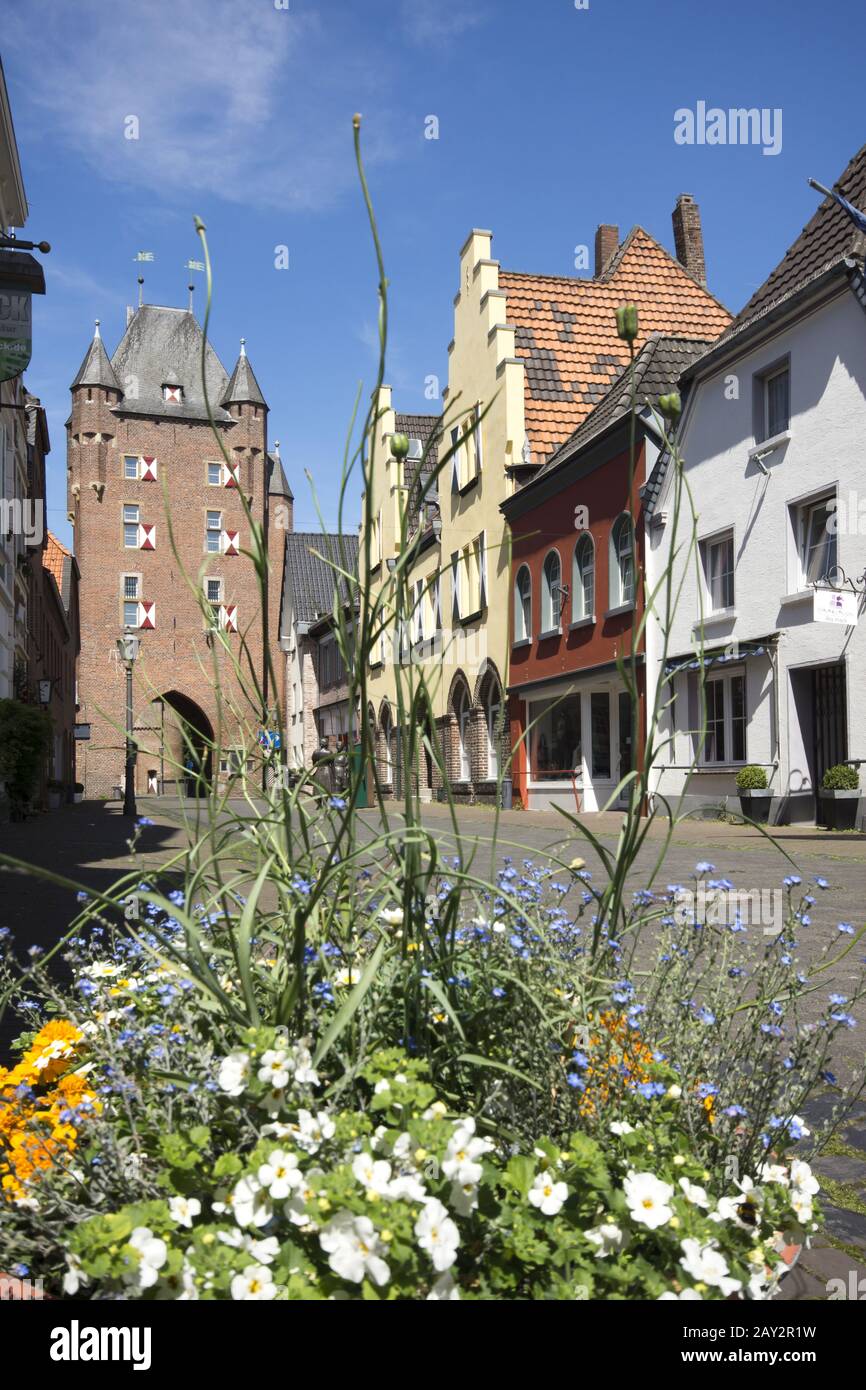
500,777,513,810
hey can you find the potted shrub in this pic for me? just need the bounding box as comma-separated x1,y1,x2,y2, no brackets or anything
46,779,64,810
735,765,772,824
73,781,84,804
818,764,861,831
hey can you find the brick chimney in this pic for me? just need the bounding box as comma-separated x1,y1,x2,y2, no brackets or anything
594,223,619,278
672,193,706,287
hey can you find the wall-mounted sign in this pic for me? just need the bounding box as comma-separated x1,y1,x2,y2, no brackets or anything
74,723,92,741
813,587,858,625
0,288,31,381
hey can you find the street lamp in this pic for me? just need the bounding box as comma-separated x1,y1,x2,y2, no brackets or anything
116,630,141,818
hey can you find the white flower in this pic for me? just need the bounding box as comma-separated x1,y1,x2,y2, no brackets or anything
658,1288,703,1300
624,1171,674,1229
292,1109,335,1154
427,1272,461,1300
610,1120,636,1136
352,1152,393,1196
678,1177,710,1208
789,1190,814,1224
389,1172,428,1202
218,1051,250,1097
292,1044,319,1087
169,1195,201,1228
232,1175,273,1228
335,965,362,988
584,1222,625,1257
379,908,404,927
442,1121,493,1186
757,1162,789,1186
680,1238,742,1296
415,1199,460,1272
258,1150,303,1200
258,1049,291,1089
128,1227,168,1289
790,1159,820,1198
231,1264,277,1301
449,1180,478,1216
529,1171,569,1216
667,1084,683,1100
319,1211,390,1285
62,1252,89,1295
247,1235,281,1265
374,1079,391,1094
85,961,120,979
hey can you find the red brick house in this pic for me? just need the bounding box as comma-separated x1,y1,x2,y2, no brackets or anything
35,531,80,800
501,335,713,811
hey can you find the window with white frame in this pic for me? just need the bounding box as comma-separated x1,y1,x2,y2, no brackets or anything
610,514,635,608
207,461,222,486
514,565,531,642
122,574,139,628
761,363,790,440
541,550,561,633
205,577,223,618
703,670,746,764
701,531,735,612
123,504,140,548
480,671,501,780
124,454,139,480
572,534,595,621
206,510,222,554
450,404,482,490
796,493,837,586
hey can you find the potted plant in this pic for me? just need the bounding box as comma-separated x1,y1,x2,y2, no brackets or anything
818,764,861,831
735,765,772,824
46,779,64,810
73,781,84,804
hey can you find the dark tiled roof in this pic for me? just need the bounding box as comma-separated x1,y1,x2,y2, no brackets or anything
724,142,866,340
282,532,359,631
221,348,267,407
108,305,233,422
537,334,714,478
499,226,731,463
395,412,442,534
70,328,121,392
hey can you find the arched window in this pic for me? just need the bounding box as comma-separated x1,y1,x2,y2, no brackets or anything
454,684,471,781
572,534,595,621
480,671,502,780
380,706,392,781
514,565,531,642
610,514,635,609
541,550,561,633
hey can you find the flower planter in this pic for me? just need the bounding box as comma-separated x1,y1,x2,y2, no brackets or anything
73,792,83,804
818,789,860,831
47,790,62,810
737,789,773,824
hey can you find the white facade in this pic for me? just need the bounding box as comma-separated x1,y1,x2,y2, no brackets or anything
648,275,866,825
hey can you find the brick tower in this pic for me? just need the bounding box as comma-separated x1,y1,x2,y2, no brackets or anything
67,304,287,797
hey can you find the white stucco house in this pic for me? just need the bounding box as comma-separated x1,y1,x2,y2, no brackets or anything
645,144,866,827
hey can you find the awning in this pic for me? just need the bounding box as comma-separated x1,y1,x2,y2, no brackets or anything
663,634,778,677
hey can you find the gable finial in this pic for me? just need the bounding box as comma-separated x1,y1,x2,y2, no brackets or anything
240,337,246,358
188,282,194,312
138,275,144,307
94,318,101,339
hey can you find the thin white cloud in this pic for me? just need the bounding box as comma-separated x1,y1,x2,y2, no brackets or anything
6,0,400,212
400,0,488,45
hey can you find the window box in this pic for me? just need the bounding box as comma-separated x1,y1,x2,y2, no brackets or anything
512,636,531,650
604,601,634,619
569,615,595,631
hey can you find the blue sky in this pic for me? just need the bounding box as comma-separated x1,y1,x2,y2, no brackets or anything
4,0,864,547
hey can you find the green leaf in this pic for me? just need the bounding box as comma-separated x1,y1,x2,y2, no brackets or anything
314,937,386,1068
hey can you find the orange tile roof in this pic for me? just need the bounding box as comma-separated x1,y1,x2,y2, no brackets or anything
499,227,732,462
43,531,71,591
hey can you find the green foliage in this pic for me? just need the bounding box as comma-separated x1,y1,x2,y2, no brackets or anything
822,763,859,791
736,765,768,791
0,699,52,814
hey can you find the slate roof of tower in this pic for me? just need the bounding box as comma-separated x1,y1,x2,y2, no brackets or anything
70,331,121,392
108,304,233,422
282,532,359,630
535,334,715,479
268,452,293,498
222,350,267,407
498,226,731,464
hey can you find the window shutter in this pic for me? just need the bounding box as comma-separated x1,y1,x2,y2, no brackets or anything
450,427,460,492
224,463,239,489
479,529,488,608
138,523,156,551
450,551,460,620
222,603,238,633
140,456,158,481
138,600,155,630
222,529,239,556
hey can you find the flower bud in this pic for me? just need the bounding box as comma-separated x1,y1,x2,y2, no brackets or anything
616,304,639,342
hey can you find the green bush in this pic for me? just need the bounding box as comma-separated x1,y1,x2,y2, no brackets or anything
736,765,768,791
0,699,52,816
821,764,859,791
